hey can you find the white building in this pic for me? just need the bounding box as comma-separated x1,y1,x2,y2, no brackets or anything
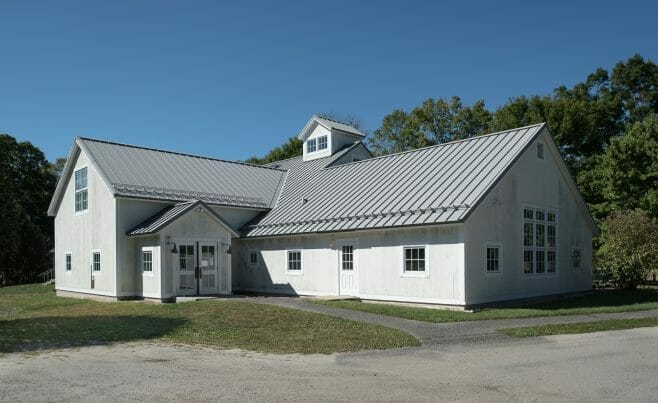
48,115,596,307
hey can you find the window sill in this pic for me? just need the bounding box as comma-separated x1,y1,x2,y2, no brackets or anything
286,270,303,276
74,210,89,216
484,271,503,277
401,271,429,279
142,272,154,277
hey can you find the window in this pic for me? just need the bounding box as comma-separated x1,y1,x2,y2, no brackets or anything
537,142,545,159
248,249,258,266
306,138,317,153
523,207,557,275
572,248,582,271
92,251,101,272
317,135,327,150
352,157,362,162
403,246,426,273
486,244,501,274
74,167,88,212
341,245,354,270
65,254,72,272
287,250,302,272
142,250,153,272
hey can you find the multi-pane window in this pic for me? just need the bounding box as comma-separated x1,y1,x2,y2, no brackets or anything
92,251,101,272
572,248,582,271
341,245,354,270
537,142,545,159
523,207,557,275
65,254,72,271
486,245,501,274
307,138,317,153
74,167,88,212
287,250,302,272
248,250,258,266
179,245,194,270
403,246,426,272
317,135,328,150
142,250,153,272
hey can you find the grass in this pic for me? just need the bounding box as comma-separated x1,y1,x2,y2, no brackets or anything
499,317,658,337
0,284,419,354
313,288,658,323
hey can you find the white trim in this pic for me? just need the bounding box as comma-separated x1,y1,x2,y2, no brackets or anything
141,246,155,277
73,165,89,214
56,286,116,297
285,248,303,275
522,204,559,277
336,238,359,296
484,242,503,277
247,248,259,267
400,245,429,278
91,249,102,275
65,251,72,273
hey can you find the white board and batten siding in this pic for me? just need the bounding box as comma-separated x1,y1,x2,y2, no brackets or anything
54,149,118,297
464,131,593,305
234,224,466,305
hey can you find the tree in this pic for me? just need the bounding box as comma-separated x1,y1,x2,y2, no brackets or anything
595,115,658,218
244,136,303,165
610,54,658,123
0,134,57,285
596,209,658,289
368,109,427,155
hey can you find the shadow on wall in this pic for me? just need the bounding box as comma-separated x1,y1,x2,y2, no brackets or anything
0,315,187,353
231,246,299,296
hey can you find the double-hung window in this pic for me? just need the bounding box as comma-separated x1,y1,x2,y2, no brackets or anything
287,250,302,273
248,249,258,266
317,135,328,150
403,246,426,274
65,254,72,272
523,207,557,275
307,138,317,153
485,244,501,274
572,248,582,271
75,167,88,213
92,251,101,272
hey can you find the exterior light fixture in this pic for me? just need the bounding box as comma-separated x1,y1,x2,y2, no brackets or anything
166,241,178,253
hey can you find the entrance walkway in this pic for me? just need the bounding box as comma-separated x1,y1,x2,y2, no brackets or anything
250,296,658,347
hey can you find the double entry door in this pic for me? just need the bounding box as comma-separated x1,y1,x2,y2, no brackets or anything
176,240,218,296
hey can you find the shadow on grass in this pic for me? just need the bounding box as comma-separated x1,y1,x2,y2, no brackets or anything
508,289,658,311
0,315,187,353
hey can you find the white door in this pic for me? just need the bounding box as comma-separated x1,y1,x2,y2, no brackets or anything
338,240,358,296
199,242,218,295
177,243,196,296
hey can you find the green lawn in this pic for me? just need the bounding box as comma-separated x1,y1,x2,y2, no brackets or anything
313,288,658,323
499,317,658,337
0,284,419,354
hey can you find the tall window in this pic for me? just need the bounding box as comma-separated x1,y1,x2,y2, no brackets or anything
317,135,328,150
341,245,354,270
403,246,426,272
248,249,258,266
287,250,302,272
486,244,501,274
523,207,557,275
307,138,317,153
572,248,582,271
92,251,101,272
142,250,153,272
74,167,88,212
65,254,72,272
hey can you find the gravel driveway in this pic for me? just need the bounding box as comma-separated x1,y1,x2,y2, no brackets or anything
1,326,657,402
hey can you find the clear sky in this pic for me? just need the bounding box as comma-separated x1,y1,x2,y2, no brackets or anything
1,0,657,162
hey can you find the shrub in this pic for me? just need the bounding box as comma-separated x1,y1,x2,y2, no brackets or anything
596,209,658,289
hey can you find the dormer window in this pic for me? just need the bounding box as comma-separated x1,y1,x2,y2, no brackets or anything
317,135,328,151
307,138,317,153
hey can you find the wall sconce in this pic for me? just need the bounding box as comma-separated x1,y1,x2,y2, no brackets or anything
221,242,232,255
166,241,178,253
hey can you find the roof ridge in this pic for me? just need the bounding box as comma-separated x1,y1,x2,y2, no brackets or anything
77,136,286,172
323,123,546,170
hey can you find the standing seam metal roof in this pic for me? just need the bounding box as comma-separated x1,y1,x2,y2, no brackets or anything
243,124,546,237
77,138,286,209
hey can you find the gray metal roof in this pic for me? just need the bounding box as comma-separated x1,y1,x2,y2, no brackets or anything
79,137,286,209
243,123,547,237
127,200,239,236
297,115,365,139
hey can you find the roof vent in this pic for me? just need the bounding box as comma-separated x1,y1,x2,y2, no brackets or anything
536,142,545,160
301,197,308,204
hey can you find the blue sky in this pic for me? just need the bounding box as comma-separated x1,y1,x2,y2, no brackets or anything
1,0,657,161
